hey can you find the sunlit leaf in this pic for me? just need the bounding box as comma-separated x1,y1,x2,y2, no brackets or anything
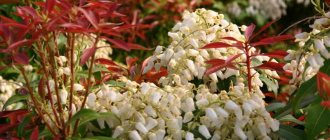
2,94,28,111
80,47,97,66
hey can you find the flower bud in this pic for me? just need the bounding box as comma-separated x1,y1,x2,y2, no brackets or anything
199,125,211,139
185,132,194,140
129,130,142,140
190,38,199,48
135,122,148,134
59,88,68,104
112,126,124,138
73,83,84,91
183,112,194,123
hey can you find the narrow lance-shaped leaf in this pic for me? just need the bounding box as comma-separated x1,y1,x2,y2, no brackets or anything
245,23,255,41
77,7,99,30
306,102,330,139
255,61,285,72
101,37,130,51
252,34,294,46
202,42,243,49
250,20,277,40
260,50,289,59
45,0,56,13
80,47,97,66
13,52,29,65
30,126,39,140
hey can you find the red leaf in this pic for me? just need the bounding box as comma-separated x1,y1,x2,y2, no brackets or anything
245,24,255,41
45,0,56,13
30,126,39,140
205,54,241,75
256,61,285,72
317,72,330,98
202,42,243,49
60,23,84,29
321,100,330,108
13,52,29,65
250,20,276,40
260,50,288,59
95,58,118,66
128,43,150,50
126,57,139,68
221,36,239,41
77,7,99,29
6,39,32,52
80,47,97,65
102,37,130,51
252,35,294,46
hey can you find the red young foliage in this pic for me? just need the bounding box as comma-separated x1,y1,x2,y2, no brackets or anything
317,72,330,108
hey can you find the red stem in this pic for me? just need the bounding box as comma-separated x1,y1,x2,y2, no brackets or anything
245,43,252,92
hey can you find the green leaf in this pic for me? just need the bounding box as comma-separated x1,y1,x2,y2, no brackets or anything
278,125,306,140
17,112,33,137
266,102,286,112
2,94,28,110
291,77,317,112
260,75,278,95
278,114,305,125
305,102,330,139
106,80,125,88
70,109,119,128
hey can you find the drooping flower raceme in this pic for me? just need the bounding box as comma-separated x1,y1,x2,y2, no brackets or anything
85,77,279,139
284,12,330,92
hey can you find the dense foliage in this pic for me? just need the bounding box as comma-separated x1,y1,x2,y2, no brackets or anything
0,0,329,140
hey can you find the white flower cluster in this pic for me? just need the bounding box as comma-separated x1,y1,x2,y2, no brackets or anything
145,9,279,94
226,0,287,20
144,9,245,88
86,77,279,140
0,76,22,110
284,12,330,90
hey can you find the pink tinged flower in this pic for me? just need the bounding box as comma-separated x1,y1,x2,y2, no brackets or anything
199,125,211,139
185,132,194,140
129,130,142,140
135,122,148,134
112,126,124,138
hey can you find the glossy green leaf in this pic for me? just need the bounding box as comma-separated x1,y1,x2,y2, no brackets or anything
291,77,317,112
266,102,286,112
305,102,330,140
278,125,306,140
278,114,305,125
2,94,28,110
70,109,119,128
260,75,278,95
